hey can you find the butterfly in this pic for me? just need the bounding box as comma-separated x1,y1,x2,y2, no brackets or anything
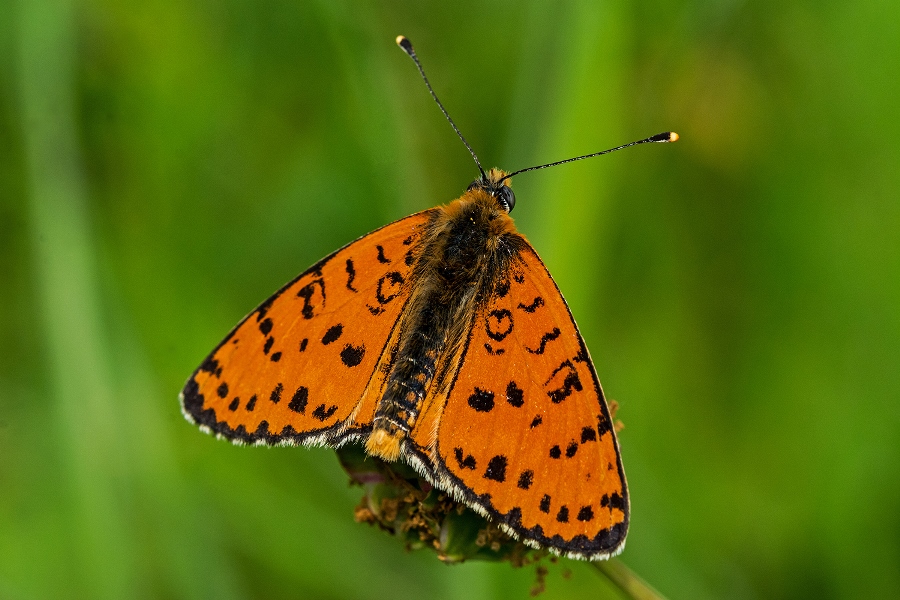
180,35,677,561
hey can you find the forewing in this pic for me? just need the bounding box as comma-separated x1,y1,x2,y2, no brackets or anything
181,210,437,446
431,245,628,559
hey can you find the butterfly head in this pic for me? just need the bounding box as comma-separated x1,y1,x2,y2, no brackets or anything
467,168,516,213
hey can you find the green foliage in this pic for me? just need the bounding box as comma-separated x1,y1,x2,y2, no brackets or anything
1,0,898,598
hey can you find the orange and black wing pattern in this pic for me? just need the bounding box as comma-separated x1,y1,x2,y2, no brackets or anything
181,210,437,446
426,245,627,559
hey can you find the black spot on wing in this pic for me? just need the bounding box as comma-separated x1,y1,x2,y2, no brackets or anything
517,296,544,313
288,387,308,414
556,506,569,523
597,418,612,438
530,415,543,428
505,381,524,407
322,324,343,345
246,395,257,411
526,327,561,355
517,470,534,490
270,383,283,404
312,404,338,422
217,382,229,398
340,344,365,367
453,448,477,470
566,441,578,458
467,388,495,412
263,336,274,355
259,318,273,335
581,426,597,443
270,351,282,362
376,245,390,264
371,271,404,311
484,455,508,482
577,506,595,522
345,259,357,292
299,338,308,352
539,495,551,513
228,397,239,411
485,309,513,342
608,492,626,510
549,445,561,459
296,278,325,320
199,357,219,374
546,360,583,403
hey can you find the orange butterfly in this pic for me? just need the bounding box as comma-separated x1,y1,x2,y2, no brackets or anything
181,36,676,560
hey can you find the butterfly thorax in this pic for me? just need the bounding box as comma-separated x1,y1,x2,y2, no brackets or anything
366,175,527,460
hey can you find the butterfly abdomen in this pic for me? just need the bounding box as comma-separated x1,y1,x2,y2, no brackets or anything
366,190,523,461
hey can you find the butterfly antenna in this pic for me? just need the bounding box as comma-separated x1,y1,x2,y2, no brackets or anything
500,131,679,183
396,35,487,181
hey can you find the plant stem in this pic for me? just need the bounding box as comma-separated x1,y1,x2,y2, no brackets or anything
591,558,668,600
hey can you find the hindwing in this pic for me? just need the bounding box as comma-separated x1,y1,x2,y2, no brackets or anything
420,244,628,559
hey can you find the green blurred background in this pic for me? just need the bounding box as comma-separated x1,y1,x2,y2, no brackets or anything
2,0,898,598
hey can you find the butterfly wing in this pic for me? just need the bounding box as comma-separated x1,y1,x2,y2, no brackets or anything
422,244,628,559
181,209,438,446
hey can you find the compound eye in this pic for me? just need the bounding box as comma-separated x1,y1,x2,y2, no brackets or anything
498,185,516,213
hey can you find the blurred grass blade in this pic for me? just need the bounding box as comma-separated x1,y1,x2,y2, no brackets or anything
15,0,137,596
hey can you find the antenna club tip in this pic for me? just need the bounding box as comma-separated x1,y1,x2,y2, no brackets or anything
649,131,679,143
396,35,413,54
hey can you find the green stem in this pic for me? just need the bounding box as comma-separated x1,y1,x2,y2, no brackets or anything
591,558,668,600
